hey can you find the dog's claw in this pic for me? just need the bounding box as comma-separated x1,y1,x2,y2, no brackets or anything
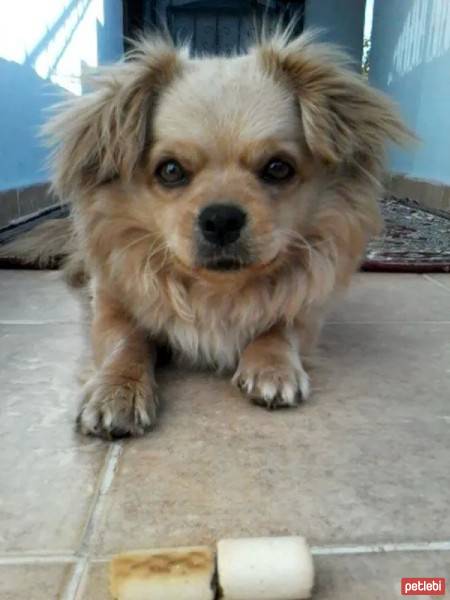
77,376,157,439
233,360,310,410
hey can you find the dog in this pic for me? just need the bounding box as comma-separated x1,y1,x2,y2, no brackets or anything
8,29,411,439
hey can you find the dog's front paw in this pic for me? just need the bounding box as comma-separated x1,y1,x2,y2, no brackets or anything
233,355,310,410
77,373,158,439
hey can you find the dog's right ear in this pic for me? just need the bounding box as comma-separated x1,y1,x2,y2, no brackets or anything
44,37,184,198
256,31,413,170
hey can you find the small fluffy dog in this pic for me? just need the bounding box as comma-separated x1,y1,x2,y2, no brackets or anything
33,30,410,438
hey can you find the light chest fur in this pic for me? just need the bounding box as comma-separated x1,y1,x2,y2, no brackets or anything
113,261,319,371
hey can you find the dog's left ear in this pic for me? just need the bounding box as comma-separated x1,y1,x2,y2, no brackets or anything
257,32,414,167
44,37,185,198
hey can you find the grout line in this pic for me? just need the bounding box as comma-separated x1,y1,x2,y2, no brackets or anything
0,555,77,566
78,442,123,555
3,318,450,327
0,550,77,558
61,442,123,600
5,317,450,327
61,557,89,600
311,541,450,556
423,273,450,294
325,320,450,325
87,557,110,563
1,540,450,568
0,319,83,326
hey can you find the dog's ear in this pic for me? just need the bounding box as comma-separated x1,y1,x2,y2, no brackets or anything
44,37,184,198
257,32,413,167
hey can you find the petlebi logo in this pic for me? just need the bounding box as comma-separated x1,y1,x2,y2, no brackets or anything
401,577,446,596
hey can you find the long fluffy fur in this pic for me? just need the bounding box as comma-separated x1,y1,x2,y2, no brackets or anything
1,30,413,437
43,36,185,198
259,31,411,165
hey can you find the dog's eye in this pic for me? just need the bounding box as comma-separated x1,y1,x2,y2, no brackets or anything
260,159,295,183
156,160,188,187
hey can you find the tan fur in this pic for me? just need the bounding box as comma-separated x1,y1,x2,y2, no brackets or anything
20,31,412,437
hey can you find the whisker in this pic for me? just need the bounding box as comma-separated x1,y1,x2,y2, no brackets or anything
115,232,154,263
283,229,314,265
141,239,169,296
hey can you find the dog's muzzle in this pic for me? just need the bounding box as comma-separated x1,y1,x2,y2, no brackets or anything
196,203,250,270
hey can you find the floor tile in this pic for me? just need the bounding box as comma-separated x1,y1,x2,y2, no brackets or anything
76,562,109,600
89,323,450,554
427,274,450,293
0,270,83,323
0,324,107,553
314,551,450,599
0,563,73,600
0,324,94,449
0,446,105,553
330,273,450,322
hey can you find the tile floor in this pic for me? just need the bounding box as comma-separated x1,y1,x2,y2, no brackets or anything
0,270,449,599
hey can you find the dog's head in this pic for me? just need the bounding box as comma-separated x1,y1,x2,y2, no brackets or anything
46,31,411,277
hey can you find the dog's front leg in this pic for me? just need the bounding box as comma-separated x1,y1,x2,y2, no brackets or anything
77,288,157,439
233,324,310,409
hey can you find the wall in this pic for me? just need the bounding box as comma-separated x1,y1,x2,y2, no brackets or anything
0,0,123,192
370,0,450,185
304,0,366,64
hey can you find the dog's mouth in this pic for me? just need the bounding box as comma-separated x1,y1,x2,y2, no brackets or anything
188,236,280,275
195,239,251,272
201,257,244,271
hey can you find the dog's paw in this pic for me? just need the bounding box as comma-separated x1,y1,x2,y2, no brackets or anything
232,357,310,410
77,374,158,439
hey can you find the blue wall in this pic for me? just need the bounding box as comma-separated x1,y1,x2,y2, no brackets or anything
4,0,448,189
370,0,450,185
0,0,123,192
304,0,366,64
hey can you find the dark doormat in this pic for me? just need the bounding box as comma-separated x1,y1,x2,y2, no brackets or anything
0,205,69,269
362,197,450,273
1,198,449,272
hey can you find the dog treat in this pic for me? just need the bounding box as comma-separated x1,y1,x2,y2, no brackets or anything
110,546,216,600
217,536,314,600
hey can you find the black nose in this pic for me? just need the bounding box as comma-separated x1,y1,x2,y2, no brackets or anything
198,204,247,246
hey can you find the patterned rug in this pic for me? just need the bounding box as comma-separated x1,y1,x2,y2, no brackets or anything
363,197,450,272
